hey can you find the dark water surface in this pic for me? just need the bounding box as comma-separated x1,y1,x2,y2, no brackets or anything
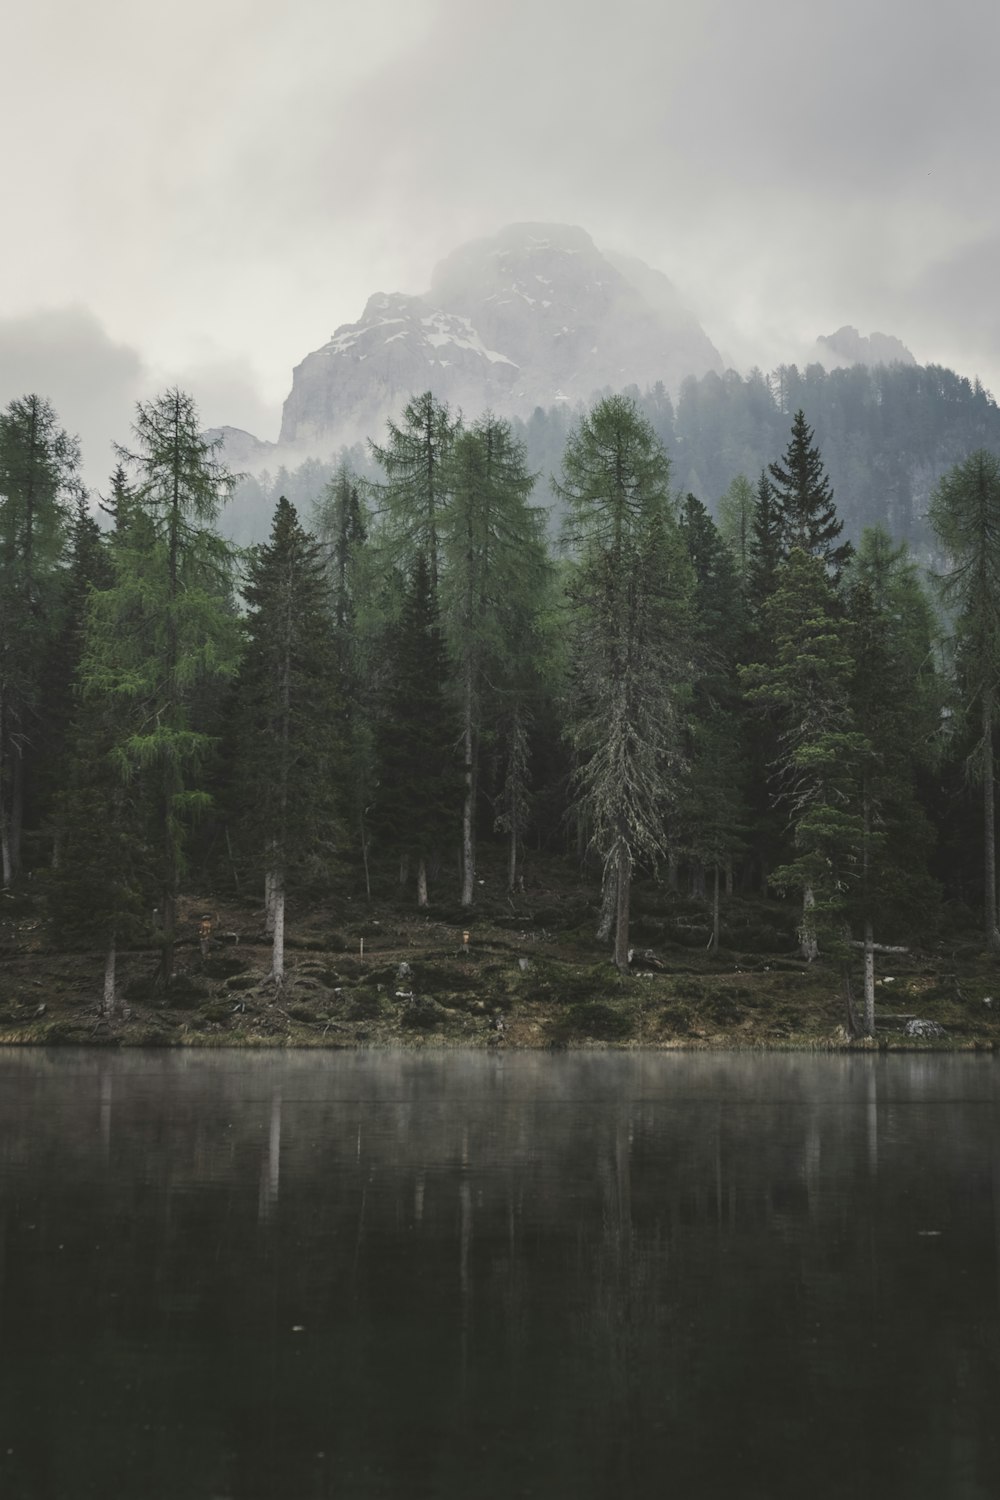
0,1049,998,1499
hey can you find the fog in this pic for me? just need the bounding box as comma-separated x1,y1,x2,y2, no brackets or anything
2,0,997,483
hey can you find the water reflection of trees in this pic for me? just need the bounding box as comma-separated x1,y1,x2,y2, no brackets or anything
0,1052,997,1498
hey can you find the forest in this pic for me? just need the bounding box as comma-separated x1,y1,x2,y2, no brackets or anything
2,381,1000,1044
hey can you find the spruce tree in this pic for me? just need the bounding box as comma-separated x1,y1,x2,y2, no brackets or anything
0,394,79,883
768,410,852,578
373,552,457,905
677,495,746,941
37,492,113,868
312,462,376,894
746,471,783,615
929,450,1000,950
847,527,941,1030
741,549,867,968
230,497,344,979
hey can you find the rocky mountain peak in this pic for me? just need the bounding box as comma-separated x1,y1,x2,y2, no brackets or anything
816,325,916,368
277,223,723,452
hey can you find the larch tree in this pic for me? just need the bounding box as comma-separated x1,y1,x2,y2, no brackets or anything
440,414,547,906
717,473,756,601
559,395,693,972
231,497,344,981
83,389,241,982
929,450,1000,951
369,391,458,594
0,394,79,884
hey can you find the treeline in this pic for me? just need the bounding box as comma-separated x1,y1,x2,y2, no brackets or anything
2,385,1000,1037
226,360,1000,554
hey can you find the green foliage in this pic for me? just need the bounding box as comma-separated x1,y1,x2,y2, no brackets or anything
371,551,458,882
230,496,345,890
81,390,241,975
742,549,867,950
0,394,79,881
768,409,852,577
369,390,458,591
929,450,1000,946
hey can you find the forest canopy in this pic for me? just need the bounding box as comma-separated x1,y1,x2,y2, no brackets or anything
2,373,1000,1038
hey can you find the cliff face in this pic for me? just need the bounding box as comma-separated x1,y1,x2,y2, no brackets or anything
278,223,724,449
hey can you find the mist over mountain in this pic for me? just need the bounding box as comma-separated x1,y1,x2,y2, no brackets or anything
200,219,1000,559
275,223,723,454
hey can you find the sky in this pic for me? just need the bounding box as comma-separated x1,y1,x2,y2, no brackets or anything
2,0,998,486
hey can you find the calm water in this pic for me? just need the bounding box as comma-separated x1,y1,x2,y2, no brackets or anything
0,1049,998,1499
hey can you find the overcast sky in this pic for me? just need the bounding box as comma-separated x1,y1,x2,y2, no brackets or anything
2,0,997,484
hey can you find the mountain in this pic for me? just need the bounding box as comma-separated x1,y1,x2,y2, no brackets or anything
277,223,724,452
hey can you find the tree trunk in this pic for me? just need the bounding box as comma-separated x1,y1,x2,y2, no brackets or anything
460,666,476,906
264,864,276,935
398,851,409,888
983,688,1000,950
597,867,616,941
842,960,860,1038
666,847,679,892
359,812,372,904
710,864,720,953
9,751,23,881
417,857,428,908
103,936,117,1016
507,819,518,895
271,872,285,984
613,847,631,973
863,918,876,1038
0,686,9,886
799,886,819,962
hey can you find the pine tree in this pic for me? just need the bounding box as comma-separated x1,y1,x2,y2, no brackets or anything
0,394,79,883
929,450,1000,950
559,396,693,971
768,410,852,578
82,390,241,982
230,498,344,979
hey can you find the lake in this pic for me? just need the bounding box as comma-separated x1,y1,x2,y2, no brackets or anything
0,1049,997,1498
